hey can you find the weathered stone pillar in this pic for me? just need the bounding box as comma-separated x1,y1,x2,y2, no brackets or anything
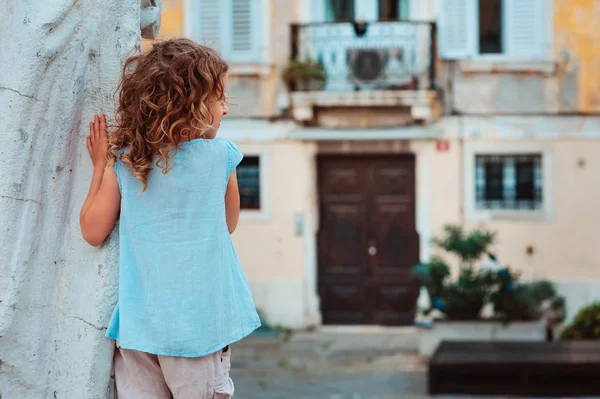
0,1,160,397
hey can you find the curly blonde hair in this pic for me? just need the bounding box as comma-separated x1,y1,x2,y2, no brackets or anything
108,38,229,191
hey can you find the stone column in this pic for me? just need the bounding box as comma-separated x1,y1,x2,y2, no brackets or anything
0,1,160,397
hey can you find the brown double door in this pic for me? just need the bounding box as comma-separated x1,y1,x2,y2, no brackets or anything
317,155,419,325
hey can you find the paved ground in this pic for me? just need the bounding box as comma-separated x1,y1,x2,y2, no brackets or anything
230,328,424,399
229,327,600,399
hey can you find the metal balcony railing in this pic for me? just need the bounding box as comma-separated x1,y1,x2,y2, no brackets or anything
290,20,436,92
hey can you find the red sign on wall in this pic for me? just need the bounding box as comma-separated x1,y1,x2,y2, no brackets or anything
436,140,450,152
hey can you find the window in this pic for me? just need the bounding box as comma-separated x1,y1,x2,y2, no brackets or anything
478,0,502,54
464,143,552,222
186,0,263,63
475,154,542,210
237,156,260,210
438,0,548,60
325,0,354,22
318,0,408,22
378,0,409,20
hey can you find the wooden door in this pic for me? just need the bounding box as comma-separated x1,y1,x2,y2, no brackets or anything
317,155,419,325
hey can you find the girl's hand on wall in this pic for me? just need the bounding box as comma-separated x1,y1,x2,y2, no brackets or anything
87,114,109,170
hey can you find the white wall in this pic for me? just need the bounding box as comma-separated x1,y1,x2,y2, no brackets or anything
0,2,143,397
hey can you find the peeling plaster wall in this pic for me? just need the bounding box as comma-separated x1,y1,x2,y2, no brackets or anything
445,0,600,115
553,0,600,113
0,1,140,397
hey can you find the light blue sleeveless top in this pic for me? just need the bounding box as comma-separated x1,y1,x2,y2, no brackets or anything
106,137,261,357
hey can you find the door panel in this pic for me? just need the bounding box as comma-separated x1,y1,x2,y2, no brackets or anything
318,159,368,276
318,154,419,325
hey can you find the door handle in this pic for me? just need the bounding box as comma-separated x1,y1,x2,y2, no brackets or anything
368,240,377,256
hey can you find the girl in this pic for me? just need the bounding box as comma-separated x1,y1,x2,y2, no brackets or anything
80,38,261,398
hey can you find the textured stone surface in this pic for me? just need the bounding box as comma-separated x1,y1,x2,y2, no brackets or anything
0,1,145,397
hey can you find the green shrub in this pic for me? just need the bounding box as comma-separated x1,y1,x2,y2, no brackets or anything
442,266,495,320
413,224,564,324
528,280,557,304
561,302,600,340
412,256,450,300
433,224,496,269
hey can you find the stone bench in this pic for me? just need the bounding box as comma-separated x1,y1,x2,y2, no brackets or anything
429,341,600,396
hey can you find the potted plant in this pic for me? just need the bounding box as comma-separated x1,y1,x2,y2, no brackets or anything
281,59,326,92
414,224,566,357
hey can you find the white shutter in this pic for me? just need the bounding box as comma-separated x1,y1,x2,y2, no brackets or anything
224,0,262,62
232,0,253,53
311,0,326,22
196,0,222,50
354,0,377,20
504,0,545,59
438,0,476,59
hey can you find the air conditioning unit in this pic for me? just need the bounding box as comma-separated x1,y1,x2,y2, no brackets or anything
347,47,415,90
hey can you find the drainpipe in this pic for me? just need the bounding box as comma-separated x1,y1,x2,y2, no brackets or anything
458,113,465,227
447,59,465,227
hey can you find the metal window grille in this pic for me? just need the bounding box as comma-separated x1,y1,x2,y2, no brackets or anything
475,154,542,210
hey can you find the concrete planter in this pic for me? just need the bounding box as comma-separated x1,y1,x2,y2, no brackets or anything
419,320,546,357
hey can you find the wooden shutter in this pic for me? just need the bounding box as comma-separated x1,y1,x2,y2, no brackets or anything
197,0,222,50
438,0,476,59
504,0,546,58
194,0,262,63
231,0,253,52
224,0,261,62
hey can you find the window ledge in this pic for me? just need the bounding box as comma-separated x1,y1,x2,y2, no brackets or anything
459,59,557,75
229,63,273,77
467,209,550,223
290,90,442,124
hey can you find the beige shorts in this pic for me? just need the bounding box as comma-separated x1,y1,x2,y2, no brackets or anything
114,344,234,399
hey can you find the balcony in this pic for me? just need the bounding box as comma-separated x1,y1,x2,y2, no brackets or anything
288,21,441,128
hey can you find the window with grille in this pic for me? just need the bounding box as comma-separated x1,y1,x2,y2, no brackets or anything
475,154,542,210
237,156,260,210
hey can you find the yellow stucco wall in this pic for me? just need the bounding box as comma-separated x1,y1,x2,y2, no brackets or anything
141,0,183,52
554,0,600,113
157,0,183,38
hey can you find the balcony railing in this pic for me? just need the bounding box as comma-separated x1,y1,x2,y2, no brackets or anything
290,20,436,92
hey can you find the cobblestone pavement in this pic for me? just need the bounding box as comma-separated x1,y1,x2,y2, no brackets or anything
229,328,600,399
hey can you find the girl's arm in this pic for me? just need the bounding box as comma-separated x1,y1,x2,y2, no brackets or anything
225,170,240,234
80,114,121,246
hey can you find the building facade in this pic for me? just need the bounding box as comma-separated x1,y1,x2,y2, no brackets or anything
156,0,600,328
